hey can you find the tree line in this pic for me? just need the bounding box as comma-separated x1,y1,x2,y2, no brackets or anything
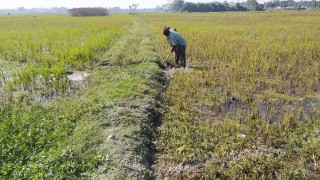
172,0,248,12
171,0,319,12
181,2,248,12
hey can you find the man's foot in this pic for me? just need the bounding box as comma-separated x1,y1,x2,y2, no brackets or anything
176,61,184,68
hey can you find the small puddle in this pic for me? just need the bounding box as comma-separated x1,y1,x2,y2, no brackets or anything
67,71,90,81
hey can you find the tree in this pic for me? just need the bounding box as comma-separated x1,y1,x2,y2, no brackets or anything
265,2,276,9
172,0,184,12
161,3,172,12
273,0,280,7
255,4,265,11
288,0,295,6
234,3,248,11
129,4,139,14
247,0,258,10
182,2,196,12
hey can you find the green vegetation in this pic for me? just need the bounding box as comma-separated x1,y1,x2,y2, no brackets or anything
1,11,320,179
90,20,163,179
0,15,163,179
0,96,100,179
0,14,130,179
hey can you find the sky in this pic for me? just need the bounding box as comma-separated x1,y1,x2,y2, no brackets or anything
0,0,242,9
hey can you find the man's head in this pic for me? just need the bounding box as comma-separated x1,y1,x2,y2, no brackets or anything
163,26,170,36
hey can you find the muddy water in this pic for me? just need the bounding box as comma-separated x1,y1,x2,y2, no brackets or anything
201,94,320,122
66,71,90,96
0,68,91,104
67,71,90,81
159,65,320,122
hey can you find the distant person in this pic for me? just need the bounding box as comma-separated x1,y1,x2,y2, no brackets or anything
163,27,187,68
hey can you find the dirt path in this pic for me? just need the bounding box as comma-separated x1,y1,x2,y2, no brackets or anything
90,18,165,179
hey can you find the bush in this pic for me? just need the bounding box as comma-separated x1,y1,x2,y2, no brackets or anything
68,8,109,17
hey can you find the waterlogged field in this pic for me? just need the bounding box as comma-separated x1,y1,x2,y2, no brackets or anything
146,12,320,178
0,15,129,99
1,12,320,179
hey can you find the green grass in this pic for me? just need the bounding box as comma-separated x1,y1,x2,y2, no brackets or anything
0,95,100,179
0,16,164,179
89,19,163,179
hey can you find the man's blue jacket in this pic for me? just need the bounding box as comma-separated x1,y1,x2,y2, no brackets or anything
167,30,187,47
